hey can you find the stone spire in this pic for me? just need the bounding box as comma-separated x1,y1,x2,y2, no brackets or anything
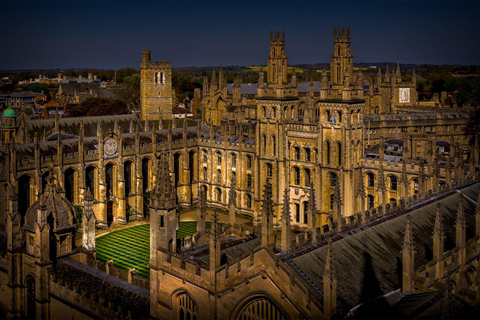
385,65,390,82
323,240,337,320
402,214,415,292
261,179,274,247
433,204,444,261
308,183,317,240
455,196,466,248
396,60,401,78
145,118,149,131
82,187,96,252
356,168,366,221
203,76,209,94
196,184,207,245
218,64,225,88
333,180,343,229
150,153,176,210
280,189,291,252
228,178,236,226
210,211,221,283
211,68,217,87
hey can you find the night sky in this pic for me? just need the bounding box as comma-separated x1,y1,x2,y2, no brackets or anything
2,1,480,70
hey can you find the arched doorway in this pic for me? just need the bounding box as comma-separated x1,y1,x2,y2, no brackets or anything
107,201,114,226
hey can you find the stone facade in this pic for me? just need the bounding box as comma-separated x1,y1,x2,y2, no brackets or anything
140,50,173,121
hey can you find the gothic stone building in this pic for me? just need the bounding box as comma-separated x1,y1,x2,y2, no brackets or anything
0,27,479,319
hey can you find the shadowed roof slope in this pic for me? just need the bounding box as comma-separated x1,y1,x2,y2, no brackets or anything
290,183,479,316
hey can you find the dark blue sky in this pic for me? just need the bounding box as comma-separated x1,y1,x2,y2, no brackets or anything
2,1,480,70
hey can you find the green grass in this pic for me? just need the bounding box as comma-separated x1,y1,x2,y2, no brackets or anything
96,222,216,280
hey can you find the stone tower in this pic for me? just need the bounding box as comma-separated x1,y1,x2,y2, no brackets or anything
330,26,354,86
267,30,288,86
149,152,178,319
140,50,173,121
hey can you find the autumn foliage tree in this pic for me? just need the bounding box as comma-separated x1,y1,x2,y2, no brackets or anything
66,98,129,117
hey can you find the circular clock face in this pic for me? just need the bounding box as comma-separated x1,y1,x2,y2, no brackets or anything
104,138,118,156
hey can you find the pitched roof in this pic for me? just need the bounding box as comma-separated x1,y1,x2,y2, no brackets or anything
289,183,479,316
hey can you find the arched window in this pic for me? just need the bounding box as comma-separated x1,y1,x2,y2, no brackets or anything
203,167,207,180
272,135,276,156
303,201,308,224
236,297,286,320
215,188,222,202
304,168,311,186
65,168,76,203
326,141,331,164
232,172,236,184
367,173,375,188
105,163,114,198
305,148,311,162
337,142,342,166
330,172,337,186
294,167,300,185
295,203,300,222
203,149,208,162
142,158,150,191
413,179,419,194
263,135,267,155
231,153,237,167
246,194,252,208
390,176,397,191
246,155,252,169
86,166,95,198
247,174,252,188
294,147,300,160
217,152,222,165
330,194,335,210
176,293,197,320
19,175,32,220
124,162,132,195
368,195,375,208
266,163,273,177
217,170,221,183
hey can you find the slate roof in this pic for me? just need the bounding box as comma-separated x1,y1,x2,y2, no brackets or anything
226,82,322,95
192,236,262,266
24,114,141,137
289,183,479,316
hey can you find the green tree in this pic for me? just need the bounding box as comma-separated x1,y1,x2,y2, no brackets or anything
66,98,129,117
119,74,140,110
26,83,50,99
116,68,138,83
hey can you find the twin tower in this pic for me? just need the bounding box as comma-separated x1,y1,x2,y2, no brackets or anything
139,26,354,121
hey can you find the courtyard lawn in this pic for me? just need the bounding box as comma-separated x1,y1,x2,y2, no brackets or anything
95,221,212,280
